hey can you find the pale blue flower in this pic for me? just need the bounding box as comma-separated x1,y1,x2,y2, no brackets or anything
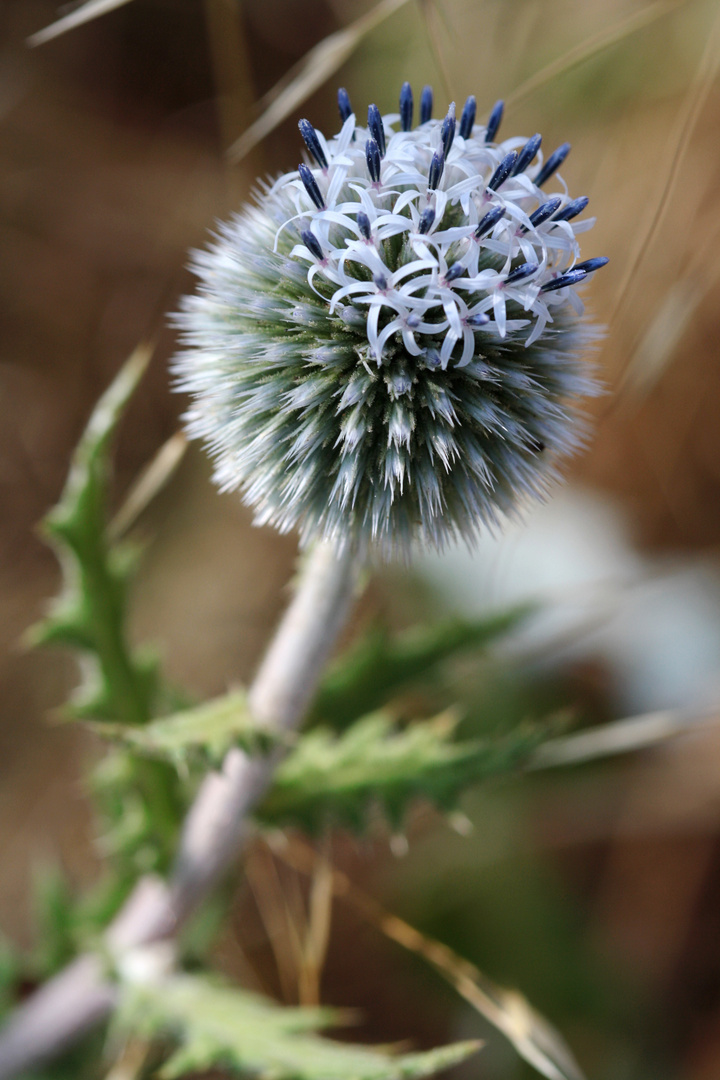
174,85,607,557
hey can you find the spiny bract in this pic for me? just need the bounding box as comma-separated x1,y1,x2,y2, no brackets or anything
174,83,606,558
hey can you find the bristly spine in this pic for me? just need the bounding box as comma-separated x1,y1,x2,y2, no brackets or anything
174,82,607,559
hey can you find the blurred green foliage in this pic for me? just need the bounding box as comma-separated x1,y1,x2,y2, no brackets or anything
116,974,480,1080
259,711,545,833
18,349,568,1080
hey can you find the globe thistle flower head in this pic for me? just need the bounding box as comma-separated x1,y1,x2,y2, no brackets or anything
174,84,607,559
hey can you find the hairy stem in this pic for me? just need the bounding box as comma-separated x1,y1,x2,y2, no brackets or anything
0,541,359,1080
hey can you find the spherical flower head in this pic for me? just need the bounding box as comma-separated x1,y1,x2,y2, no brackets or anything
174,85,606,559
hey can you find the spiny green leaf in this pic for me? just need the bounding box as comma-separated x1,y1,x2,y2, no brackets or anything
31,344,158,727
44,347,150,553
30,597,96,651
258,712,545,833
90,691,279,766
117,973,481,1080
310,607,534,730
32,343,185,873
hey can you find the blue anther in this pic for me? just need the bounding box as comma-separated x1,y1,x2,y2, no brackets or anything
337,87,353,122
374,273,388,291
487,150,518,191
540,269,586,293
444,262,464,283
357,211,372,240
420,85,433,124
367,104,386,156
400,82,413,132
485,99,504,142
441,103,456,158
459,95,476,139
298,163,325,209
505,262,538,286
574,256,609,274
301,229,324,261
468,312,490,327
553,196,588,223
512,133,541,176
428,150,445,190
365,138,381,182
298,119,328,169
418,206,435,234
528,197,562,229
474,205,506,238
534,142,571,187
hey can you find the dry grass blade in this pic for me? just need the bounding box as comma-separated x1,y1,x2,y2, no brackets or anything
619,280,703,400
227,0,412,163
506,0,686,108
375,919,583,1080
27,0,135,47
104,1036,153,1080
270,837,585,1080
245,847,303,1004
610,2,720,385
530,706,720,770
417,0,455,101
619,213,720,400
203,0,257,150
108,430,187,542
299,853,334,1006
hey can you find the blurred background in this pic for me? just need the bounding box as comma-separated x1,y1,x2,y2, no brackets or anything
2,0,720,1077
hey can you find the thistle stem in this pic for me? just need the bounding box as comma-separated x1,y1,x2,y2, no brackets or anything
0,541,359,1079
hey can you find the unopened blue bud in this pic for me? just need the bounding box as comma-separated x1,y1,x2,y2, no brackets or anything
357,211,372,240
574,256,609,274
534,142,571,187
512,133,541,176
553,196,589,223
505,262,538,286
474,205,505,238
528,197,562,228
365,138,381,182
399,82,413,132
485,99,504,143
337,87,353,122
487,150,518,191
428,150,444,190
444,263,464,283
420,85,433,124
367,104,386,156
540,269,586,292
298,119,328,169
441,103,456,158
423,347,442,369
301,229,324,261
459,95,476,139
418,207,435,234
298,163,325,209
